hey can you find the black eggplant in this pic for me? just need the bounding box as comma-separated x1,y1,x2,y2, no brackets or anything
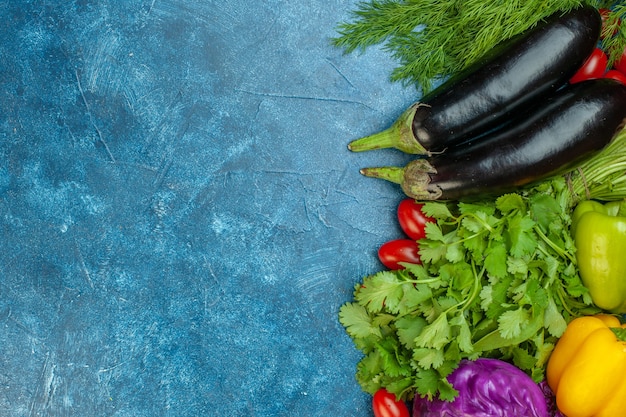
348,6,601,155
360,79,626,201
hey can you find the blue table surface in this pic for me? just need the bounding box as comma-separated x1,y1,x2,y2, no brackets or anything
0,1,419,416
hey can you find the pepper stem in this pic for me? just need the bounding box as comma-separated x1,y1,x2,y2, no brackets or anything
347,103,428,155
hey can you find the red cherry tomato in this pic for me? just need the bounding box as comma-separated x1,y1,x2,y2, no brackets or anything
378,239,421,270
397,199,435,241
372,388,410,417
604,69,626,85
570,48,608,84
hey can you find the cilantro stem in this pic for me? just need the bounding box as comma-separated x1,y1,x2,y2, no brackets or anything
569,128,626,201
445,261,483,314
555,285,576,318
405,277,442,285
455,212,494,232
533,225,576,264
451,230,486,247
462,262,484,313
556,283,584,317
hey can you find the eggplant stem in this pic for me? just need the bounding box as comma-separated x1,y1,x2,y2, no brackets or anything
359,166,405,184
347,103,428,154
348,128,399,152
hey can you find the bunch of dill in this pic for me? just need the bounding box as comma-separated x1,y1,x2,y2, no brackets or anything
333,0,626,92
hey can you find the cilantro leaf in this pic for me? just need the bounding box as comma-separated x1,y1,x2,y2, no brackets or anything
436,376,459,402
458,202,495,217
496,193,526,214
460,227,488,256
402,263,432,281
415,313,451,350
539,254,559,281
419,238,448,264
484,243,507,279
383,284,415,314
507,215,537,257
355,350,384,394
372,313,397,329
422,202,453,219
357,271,403,313
413,347,445,369
544,296,567,337
450,313,473,353
442,262,474,295
396,315,427,349
445,241,465,263
480,276,512,319
512,278,547,308
413,368,443,401
507,257,529,276
530,193,561,231
424,221,445,241
396,283,433,313
461,213,489,234
479,285,493,312
498,307,530,339
531,332,555,370
376,338,411,377
385,377,417,399
339,303,381,339
511,346,536,371
473,310,543,352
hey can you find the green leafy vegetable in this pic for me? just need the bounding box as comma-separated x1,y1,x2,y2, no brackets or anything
340,128,626,400
340,178,600,400
333,0,626,92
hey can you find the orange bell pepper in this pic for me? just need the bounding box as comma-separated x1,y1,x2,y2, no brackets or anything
546,315,626,417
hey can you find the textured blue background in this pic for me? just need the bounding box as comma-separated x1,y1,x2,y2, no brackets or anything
0,1,417,416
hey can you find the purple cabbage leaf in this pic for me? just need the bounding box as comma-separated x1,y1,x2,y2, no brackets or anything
413,358,554,417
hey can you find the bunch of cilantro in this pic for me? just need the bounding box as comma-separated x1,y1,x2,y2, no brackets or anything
339,176,601,401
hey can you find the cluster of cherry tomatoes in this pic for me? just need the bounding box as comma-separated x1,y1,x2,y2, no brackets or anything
570,46,626,84
377,199,434,270
571,8,626,84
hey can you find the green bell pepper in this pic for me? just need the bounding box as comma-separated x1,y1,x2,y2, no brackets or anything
571,199,626,313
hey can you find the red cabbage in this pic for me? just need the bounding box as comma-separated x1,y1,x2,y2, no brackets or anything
413,359,550,417
539,381,565,417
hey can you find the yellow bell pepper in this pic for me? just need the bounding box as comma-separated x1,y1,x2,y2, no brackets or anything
546,315,626,417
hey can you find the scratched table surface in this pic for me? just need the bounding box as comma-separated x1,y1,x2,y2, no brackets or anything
0,1,417,416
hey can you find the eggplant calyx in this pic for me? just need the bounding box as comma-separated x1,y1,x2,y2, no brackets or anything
347,103,429,155
360,159,441,200
402,159,441,200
